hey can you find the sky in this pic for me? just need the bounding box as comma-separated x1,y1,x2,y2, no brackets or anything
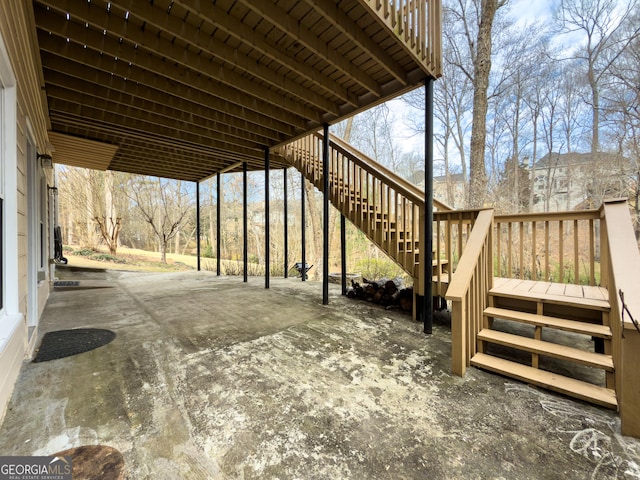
508,0,557,24
386,0,562,157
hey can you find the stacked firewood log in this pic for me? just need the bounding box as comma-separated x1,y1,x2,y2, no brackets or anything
346,278,413,312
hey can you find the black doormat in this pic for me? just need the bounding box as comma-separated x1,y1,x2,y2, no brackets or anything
32,328,116,363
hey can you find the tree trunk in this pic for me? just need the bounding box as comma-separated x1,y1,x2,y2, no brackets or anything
590,77,599,153
468,0,502,209
104,170,119,255
304,180,323,280
529,109,538,212
209,178,215,251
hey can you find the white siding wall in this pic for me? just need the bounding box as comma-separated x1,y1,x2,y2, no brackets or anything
0,0,52,422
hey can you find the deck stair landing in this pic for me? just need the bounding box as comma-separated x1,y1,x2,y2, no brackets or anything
471,278,617,409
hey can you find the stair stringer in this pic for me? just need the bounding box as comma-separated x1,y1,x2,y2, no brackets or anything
276,133,449,300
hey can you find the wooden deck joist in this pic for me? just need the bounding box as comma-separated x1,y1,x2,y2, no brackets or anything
32,0,442,180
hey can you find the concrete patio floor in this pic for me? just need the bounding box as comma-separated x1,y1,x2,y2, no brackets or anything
1,269,639,479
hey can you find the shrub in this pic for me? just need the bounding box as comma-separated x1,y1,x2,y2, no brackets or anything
73,248,97,257
354,258,405,281
91,253,127,264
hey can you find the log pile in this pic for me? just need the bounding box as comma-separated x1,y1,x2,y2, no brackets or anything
346,278,413,312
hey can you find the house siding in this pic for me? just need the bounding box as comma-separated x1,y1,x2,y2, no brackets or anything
0,0,52,422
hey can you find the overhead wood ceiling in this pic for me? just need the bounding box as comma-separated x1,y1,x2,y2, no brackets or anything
34,0,440,182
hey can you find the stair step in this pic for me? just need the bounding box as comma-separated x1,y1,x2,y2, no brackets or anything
484,307,612,339
477,329,613,370
471,353,617,409
490,280,610,312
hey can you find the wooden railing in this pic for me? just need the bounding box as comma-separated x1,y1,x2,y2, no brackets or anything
445,209,494,376
279,130,640,429
277,132,451,296
599,199,640,436
432,209,479,296
359,0,442,78
493,210,601,285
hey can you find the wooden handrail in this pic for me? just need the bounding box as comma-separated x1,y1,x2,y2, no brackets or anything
278,134,423,281
446,209,494,376
494,209,600,285
600,199,640,435
278,131,455,299
601,200,640,330
495,210,600,223
358,0,442,78
446,210,494,301
328,134,453,211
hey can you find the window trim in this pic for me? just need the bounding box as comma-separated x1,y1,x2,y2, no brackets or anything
0,32,19,318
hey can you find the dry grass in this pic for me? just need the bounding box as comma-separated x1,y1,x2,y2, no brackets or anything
64,245,197,272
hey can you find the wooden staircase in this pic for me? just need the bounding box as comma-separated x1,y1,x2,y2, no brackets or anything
277,132,451,303
278,135,639,421
471,278,617,409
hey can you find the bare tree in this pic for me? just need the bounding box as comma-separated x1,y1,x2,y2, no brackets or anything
403,5,475,206
540,75,565,212
94,170,122,255
127,176,193,263
555,0,640,153
462,0,509,207
606,8,640,238
58,167,129,250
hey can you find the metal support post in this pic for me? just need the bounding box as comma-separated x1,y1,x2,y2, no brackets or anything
341,214,347,295
216,173,222,276
265,148,270,289
424,78,434,334
301,172,306,282
196,181,201,271
243,162,248,283
283,167,288,278
322,123,329,305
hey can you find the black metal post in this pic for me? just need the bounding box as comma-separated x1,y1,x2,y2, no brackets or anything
216,172,221,276
341,214,347,295
243,161,248,283
301,172,306,282
265,148,270,289
424,78,434,334
283,167,289,279
196,181,201,271
322,123,329,305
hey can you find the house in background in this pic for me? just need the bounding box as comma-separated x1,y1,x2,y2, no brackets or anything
433,173,466,209
531,152,632,212
409,171,466,209
0,2,55,420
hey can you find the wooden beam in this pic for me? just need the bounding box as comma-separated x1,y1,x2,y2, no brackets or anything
46,85,267,152
41,62,291,141
36,2,331,119
302,0,408,86
48,100,263,160
106,0,344,113
119,0,358,107
34,10,317,128
236,0,383,97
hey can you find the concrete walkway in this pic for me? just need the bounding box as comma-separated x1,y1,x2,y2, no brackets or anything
1,270,639,479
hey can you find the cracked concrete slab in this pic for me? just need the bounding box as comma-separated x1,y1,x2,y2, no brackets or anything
1,270,639,479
